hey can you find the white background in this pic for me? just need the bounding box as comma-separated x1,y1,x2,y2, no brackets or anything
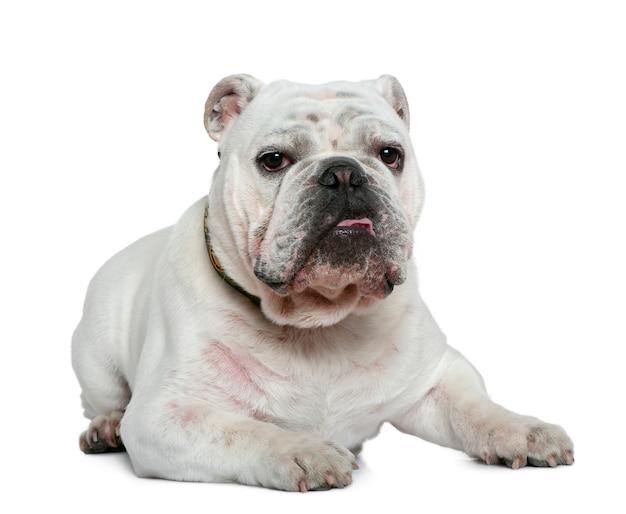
1,1,624,512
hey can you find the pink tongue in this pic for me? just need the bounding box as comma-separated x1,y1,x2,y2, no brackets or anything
337,218,375,235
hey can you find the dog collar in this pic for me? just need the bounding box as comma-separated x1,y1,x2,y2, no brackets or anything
204,201,261,306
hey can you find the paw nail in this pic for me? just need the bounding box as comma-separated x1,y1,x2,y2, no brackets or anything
548,455,557,467
298,480,308,493
352,462,360,470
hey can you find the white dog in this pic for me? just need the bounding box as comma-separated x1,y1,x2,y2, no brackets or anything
72,74,574,491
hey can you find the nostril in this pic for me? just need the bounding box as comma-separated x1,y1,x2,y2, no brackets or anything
349,171,367,187
318,169,340,187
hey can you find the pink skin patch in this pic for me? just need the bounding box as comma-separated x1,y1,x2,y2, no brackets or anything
336,218,375,236
328,123,343,143
203,341,273,393
307,88,337,100
195,340,279,416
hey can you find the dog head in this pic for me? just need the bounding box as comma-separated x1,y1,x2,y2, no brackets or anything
205,74,424,328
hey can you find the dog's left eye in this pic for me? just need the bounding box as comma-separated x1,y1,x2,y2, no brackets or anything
379,147,401,169
260,152,291,172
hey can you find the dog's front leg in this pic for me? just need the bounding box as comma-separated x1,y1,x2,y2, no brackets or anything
392,349,574,468
120,398,358,491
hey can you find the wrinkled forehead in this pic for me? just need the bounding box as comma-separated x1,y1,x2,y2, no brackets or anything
261,79,397,122
231,80,407,150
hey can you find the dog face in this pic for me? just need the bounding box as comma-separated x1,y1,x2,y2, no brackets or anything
205,75,424,327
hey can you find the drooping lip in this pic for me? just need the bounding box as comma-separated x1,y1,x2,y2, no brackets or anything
255,216,395,296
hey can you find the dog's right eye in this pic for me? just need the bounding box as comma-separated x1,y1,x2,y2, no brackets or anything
260,152,291,172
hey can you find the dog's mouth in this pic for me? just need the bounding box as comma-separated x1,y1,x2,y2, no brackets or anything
254,216,403,299
335,218,375,236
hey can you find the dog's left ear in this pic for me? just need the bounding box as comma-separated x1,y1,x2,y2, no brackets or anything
375,75,410,129
204,74,264,142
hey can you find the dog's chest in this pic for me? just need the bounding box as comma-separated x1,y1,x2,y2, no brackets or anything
188,317,410,441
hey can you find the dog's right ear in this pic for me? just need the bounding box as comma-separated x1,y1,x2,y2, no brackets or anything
204,74,264,142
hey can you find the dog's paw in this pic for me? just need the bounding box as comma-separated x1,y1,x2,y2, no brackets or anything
480,417,574,469
260,434,358,492
79,411,125,454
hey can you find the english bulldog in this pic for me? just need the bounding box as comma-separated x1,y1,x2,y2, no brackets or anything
72,74,574,491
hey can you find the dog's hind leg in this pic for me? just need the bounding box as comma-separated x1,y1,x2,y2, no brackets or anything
79,410,126,453
72,303,132,454
71,227,170,454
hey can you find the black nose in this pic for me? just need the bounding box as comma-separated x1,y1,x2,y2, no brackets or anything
318,161,368,188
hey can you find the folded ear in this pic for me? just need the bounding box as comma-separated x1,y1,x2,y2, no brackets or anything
204,74,264,141
374,75,410,129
